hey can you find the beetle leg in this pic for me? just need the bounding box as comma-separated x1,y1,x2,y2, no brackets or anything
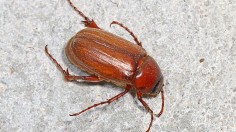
110,21,142,46
70,85,131,116
137,91,154,132
156,89,164,117
81,19,100,29
45,45,103,82
67,0,100,28
45,45,69,76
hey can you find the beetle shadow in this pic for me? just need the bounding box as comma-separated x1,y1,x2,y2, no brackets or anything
61,47,80,75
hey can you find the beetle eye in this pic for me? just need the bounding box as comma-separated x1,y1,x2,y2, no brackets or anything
150,76,163,94
151,80,161,94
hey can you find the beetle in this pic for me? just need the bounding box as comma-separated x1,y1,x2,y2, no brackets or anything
45,0,164,131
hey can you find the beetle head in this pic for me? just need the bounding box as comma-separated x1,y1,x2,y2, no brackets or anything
134,56,163,96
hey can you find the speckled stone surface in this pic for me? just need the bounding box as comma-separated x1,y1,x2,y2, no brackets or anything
0,0,235,132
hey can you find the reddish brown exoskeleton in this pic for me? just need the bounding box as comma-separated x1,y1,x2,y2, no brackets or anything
45,0,164,131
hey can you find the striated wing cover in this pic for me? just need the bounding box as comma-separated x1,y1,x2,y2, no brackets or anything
65,28,146,85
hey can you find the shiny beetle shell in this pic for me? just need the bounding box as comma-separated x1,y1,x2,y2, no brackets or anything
65,28,163,95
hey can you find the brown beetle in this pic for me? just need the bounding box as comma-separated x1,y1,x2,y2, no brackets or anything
45,0,164,131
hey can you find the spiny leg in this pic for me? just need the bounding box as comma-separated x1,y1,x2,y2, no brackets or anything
45,45,103,82
67,0,100,28
156,89,164,117
137,92,154,132
45,45,68,76
110,21,142,46
70,85,131,116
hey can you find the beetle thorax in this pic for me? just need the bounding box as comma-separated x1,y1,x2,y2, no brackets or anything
133,56,163,96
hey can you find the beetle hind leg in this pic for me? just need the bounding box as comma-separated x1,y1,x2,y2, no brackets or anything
70,85,131,116
45,45,103,82
81,19,100,29
45,45,69,76
110,21,142,46
67,0,100,28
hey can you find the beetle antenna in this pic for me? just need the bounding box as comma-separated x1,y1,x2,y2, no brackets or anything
156,89,164,117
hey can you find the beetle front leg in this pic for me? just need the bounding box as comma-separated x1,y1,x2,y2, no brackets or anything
137,92,154,132
67,0,100,29
110,21,142,46
45,45,103,83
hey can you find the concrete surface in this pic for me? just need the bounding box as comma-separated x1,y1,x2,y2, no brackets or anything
0,0,235,132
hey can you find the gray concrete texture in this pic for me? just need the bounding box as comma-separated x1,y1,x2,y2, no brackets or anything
0,0,235,132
